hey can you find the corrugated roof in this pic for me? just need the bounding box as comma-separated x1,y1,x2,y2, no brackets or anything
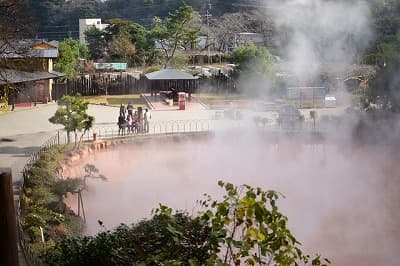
34,49,58,58
3,49,59,59
145,68,198,80
0,68,64,84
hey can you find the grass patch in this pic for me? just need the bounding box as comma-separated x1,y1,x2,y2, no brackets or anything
193,93,249,108
193,93,245,101
84,94,148,109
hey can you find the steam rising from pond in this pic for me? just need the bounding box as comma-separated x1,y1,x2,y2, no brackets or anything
268,0,373,80
66,132,400,266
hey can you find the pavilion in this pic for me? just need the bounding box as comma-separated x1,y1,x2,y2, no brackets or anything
145,68,199,98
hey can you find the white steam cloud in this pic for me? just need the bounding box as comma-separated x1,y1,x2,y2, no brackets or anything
268,0,373,80
65,134,400,265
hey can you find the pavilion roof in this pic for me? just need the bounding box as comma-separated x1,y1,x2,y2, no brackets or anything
145,68,198,80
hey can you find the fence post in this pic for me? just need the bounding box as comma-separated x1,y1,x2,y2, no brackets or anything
0,168,19,266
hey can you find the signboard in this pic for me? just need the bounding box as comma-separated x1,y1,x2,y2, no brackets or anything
94,63,127,71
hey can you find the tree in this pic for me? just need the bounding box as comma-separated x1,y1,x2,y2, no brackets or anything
49,94,94,146
230,43,276,95
104,19,135,62
104,18,159,66
363,54,400,113
209,13,252,52
51,178,83,213
0,0,34,60
56,38,88,80
82,164,107,189
108,33,136,63
151,3,200,67
85,26,107,60
361,0,400,114
43,182,329,266
231,43,275,75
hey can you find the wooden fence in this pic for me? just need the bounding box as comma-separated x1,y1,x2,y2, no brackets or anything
53,72,235,100
53,72,147,101
198,73,236,93
17,133,62,266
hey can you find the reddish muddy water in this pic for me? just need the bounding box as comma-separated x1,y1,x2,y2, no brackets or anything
65,132,400,265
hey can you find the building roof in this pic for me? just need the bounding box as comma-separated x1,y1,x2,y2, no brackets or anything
0,68,64,85
145,68,198,80
1,39,59,59
4,49,59,59
29,49,58,58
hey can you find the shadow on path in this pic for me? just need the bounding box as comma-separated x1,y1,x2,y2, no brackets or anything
0,146,39,156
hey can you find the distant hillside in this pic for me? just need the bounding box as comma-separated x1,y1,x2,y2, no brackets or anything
28,0,258,40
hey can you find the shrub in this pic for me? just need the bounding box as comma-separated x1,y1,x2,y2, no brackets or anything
43,182,330,266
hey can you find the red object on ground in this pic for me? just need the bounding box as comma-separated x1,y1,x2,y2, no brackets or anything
178,92,186,110
15,102,32,107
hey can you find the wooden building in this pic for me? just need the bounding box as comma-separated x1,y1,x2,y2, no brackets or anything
0,40,63,104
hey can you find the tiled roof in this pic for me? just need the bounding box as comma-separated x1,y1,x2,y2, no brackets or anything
0,68,64,84
3,49,58,59
1,39,59,59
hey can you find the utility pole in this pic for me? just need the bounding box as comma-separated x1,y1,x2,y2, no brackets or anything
205,0,212,64
0,168,19,266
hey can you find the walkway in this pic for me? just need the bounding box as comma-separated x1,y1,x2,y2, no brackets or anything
0,103,222,185
0,103,123,184
142,94,208,111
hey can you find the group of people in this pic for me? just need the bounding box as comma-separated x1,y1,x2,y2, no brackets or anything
117,103,151,135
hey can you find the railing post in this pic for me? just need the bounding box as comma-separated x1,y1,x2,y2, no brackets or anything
0,168,19,266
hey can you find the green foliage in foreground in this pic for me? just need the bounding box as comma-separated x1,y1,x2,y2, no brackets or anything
21,145,83,246
43,182,330,266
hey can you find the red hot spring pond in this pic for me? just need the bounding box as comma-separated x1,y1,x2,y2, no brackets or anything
65,132,400,266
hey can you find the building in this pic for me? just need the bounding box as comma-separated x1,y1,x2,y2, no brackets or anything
0,40,63,105
145,68,199,100
225,32,265,52
79,18,108,44
287,87,328,108
237,32,264,46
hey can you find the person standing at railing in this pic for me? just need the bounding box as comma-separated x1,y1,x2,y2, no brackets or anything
118,115,126,136
127,102,134,117
133,110,138,134
119,104,126,118
127,115,133,134
144,108,151,133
